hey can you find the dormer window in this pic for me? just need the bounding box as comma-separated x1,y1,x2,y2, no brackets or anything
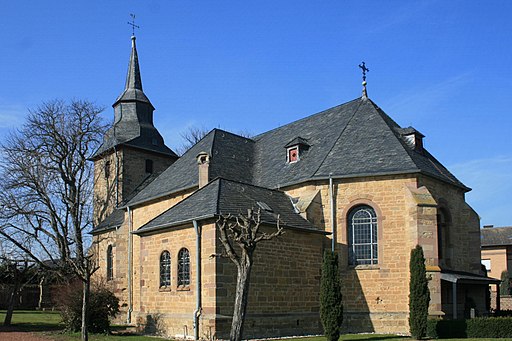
285,136,310,164
399,127,425,153
288,147,299,163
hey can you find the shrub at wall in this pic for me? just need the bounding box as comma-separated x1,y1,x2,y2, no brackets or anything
320,250,343,341
58,281,120,333
409,245,430,339
427,319,467,339
428,317,512,339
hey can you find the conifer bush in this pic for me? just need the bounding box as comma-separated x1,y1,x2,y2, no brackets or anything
409,245,430,339
320,250,343,341
500,270,511,295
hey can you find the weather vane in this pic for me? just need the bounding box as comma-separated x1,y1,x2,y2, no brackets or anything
128,13,140,36
358,62,369,98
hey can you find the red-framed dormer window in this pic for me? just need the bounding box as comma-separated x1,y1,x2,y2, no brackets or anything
287,146,299,163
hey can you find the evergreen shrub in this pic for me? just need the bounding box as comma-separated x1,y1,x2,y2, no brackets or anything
409,245,430,339
320,250,343,341
427,317,512,338
500,270,511,295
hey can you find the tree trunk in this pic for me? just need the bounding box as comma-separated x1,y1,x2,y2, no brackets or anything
38,276,45,310
4,284,20,326
230,255,253,341
81,278,90,341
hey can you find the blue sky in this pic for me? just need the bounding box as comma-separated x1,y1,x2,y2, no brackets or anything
1,1,511,226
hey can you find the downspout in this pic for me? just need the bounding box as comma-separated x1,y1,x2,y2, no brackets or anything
193,220,202,340
329,173,335,252
452,280,457,319
127,206,133,324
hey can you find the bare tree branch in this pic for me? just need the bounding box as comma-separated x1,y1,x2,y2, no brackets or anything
215,208,283,341
0,99,106,341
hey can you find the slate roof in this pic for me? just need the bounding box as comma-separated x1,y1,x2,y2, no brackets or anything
93,209,125,234
252,97,466,189
125,96,469,208
91,36,177,160
125,129,253,207
481,226,512,247
134,178,322,235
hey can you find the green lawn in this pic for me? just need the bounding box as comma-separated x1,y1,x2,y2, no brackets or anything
0,310,157,341
3,311,512,341
0,310,63,331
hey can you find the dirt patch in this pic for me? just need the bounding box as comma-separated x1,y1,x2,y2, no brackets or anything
0,329,52,341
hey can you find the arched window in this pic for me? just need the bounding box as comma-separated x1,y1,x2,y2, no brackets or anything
178,248,190,286
160,251,171,287
348,205,378,265
106,245,113,281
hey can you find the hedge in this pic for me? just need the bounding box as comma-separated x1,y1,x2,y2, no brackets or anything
427,317,512,339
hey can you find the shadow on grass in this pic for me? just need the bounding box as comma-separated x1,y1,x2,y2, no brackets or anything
0,322,64,333
338,336,407,341
348,336,405,341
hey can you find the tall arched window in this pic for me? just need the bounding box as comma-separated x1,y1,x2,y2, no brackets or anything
106,245,113,281
348,205,378,265
178,248,190,286
160,251,171,287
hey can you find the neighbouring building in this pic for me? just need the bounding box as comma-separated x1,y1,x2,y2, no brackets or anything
481,225,512,310
91,35,495,339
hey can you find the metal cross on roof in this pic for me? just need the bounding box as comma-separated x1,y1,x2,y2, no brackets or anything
359,62,369,98
128,13,140,36
359,62,369,82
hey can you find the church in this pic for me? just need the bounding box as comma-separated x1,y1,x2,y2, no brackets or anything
91,35,493,339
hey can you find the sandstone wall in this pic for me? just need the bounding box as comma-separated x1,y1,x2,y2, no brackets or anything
214,226,326,339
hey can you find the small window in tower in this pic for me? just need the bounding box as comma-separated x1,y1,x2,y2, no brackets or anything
104,160,111,179
145,159,153,174
288,147,299,163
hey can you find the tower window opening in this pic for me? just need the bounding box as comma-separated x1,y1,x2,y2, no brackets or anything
104,160,111,179
145,159,153,174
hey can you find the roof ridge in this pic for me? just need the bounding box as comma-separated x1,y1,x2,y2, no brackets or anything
366,99,424,172
311,99,364,177
211,128,255,142
214,176,286,195
252,97,361,140
366,100,469,191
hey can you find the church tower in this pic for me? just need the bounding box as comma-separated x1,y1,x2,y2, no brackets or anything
91,35,178,225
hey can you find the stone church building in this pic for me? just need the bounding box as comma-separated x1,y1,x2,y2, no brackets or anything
91,36,493,339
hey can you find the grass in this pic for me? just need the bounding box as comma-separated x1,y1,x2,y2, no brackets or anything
0,310,156,341
0,309,63,332
3,311,512,341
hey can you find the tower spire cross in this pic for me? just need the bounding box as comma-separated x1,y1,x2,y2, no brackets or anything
358,62,370,98
359,62,369,82
128,13,140,36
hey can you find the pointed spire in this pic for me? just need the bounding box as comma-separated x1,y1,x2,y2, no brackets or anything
113,35,152,107
124,36,143,91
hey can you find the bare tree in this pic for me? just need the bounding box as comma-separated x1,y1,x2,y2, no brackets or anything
176,126,210,155
0,99,106,341
215,209,283,341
